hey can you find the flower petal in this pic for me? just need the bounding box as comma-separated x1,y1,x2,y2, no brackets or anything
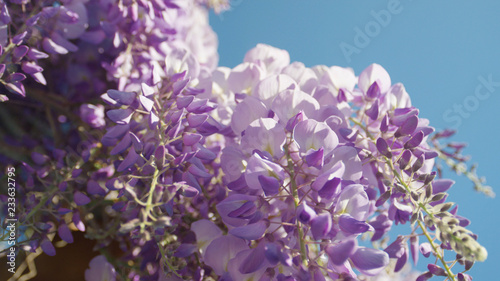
229,220,267,240
350,247,389,276
326,239,357,265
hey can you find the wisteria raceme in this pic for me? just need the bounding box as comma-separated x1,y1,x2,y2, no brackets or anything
180,44,487,281
0,1,492,281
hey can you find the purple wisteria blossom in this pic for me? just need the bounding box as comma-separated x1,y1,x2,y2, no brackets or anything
0,1,490,280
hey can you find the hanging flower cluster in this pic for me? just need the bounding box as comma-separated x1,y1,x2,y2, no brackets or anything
0,1,491,281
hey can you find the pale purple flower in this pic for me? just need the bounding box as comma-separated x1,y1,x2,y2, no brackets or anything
204,235,249,276
80,104,106,128
243,44,290,75
350,247,390,276
85,255,116,281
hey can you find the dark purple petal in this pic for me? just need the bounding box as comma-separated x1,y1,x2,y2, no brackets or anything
258,175,281,196
217,194,258,227
424,150,439,159
180,184,199,197
196,147,217,161
106,178,124,191
183,133,202,146
103,124,130,140
13,45,29,61
227,175,248,192
394,248,407,272
107,108,134,124
410,236,419,266
384,236,405,259
110,133,132,155
412,155,425,172
365,99,379,120
296,202,316,224
420,242,432,258
305,147,324,168
197,117,221,135
6,73,26,83
187,99,215,114
31,151,49,165
339,127,358,142
366,81,381,99
318,177,341,199
325,239,357,265
398,150,412,170
350,247,389,276
427,264,446,276
177,96,194,109
154,146,166,168
285,111,304,131
391,108,419,126
12,31,27,45
339,214,373,234
57,207,71,215
168,109,184,125
369,214,392,241
404,131,424,149
416,271,433,281
73,212,85,232
107,89,136,105
239,243,266,274
457,215,470,227
5,82,25,97
380,114,389,133
58,224,74,243
188,165,212,178
457,273,472,281
395,115,419,137
174,244,197,258
72,169,82,178
310,213,332,240
87,180,106,196
173,78,189,96
58,182,68,191
40,239,56,256
229,221,267,240
337,88,347,103
187,113,209,127
27,13,41,26
436,129,456,138
74,191,91,206
376,138,392,158
117,148,138,172
264,243,281,265
129,132,143,152
27,48,49,59
419,126,435,136
42,37,68,54
227,202,255,220
21,61,43,74
432,179,454,194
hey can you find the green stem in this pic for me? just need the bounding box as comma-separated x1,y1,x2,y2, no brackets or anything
352,114,456,279
417,218,456,281
285,145,308,266
158,241,182,278
141,168,159,232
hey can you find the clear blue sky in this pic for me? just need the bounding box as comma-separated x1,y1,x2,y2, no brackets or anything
210,1,500,279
